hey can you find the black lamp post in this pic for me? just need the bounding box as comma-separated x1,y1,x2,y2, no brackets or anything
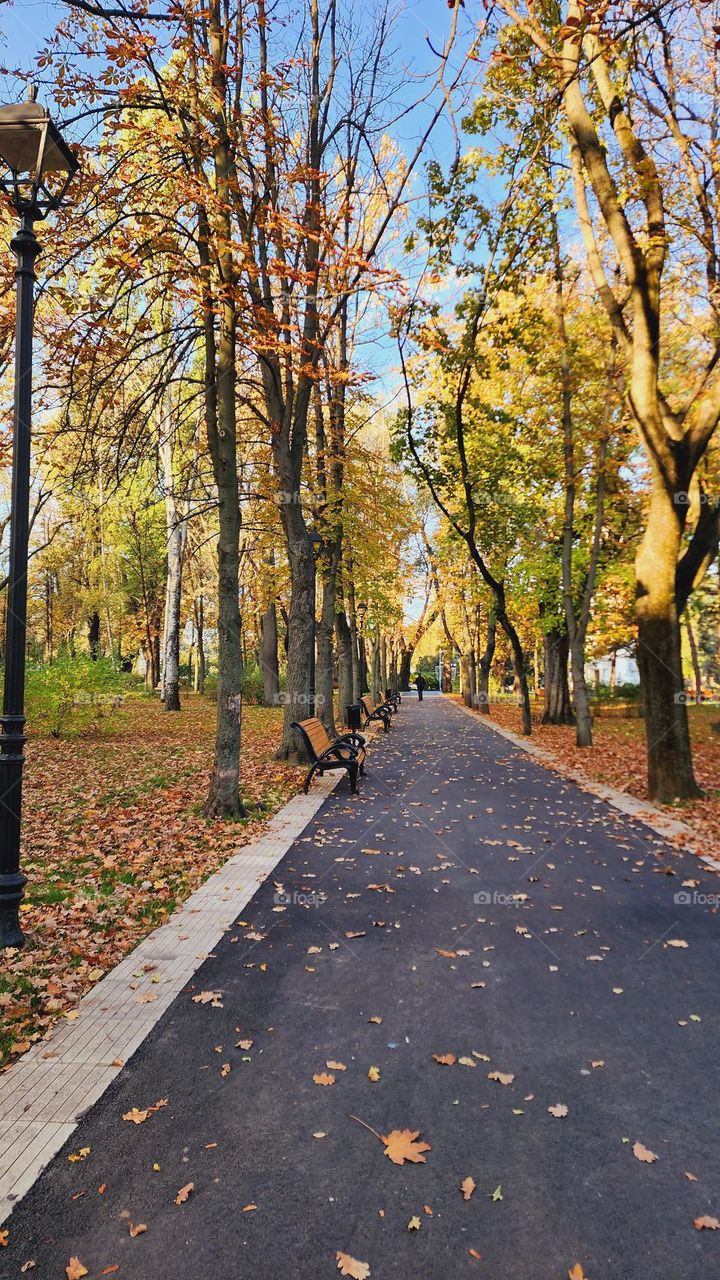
0,89,78,950
308,530,322,713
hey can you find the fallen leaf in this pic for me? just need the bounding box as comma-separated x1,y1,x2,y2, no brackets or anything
548,1103,569,1118
368,1016,382,1024
242,1204,257,1212
336,1251,371,1278
129,1223,147,1237
633,1142,658,1163
685,1171,698,1182
313,1072,335,1086
327,1061,347,1071
488,1071,514,1086
192,990,223,1005
666,939,688,949
435,949,457,958
461,1176,476,1201
382,1129,432,1166
175,1182,194,1204
433,1053,456,1066
694,1215,720,1230
491,1184,503,1201
568,1267,588,1280
236,1039,253,1050
368,1066,380,1082
66,1260,88,1280
407,1216,421,1230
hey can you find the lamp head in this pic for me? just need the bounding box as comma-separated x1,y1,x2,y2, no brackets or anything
0,87,78,220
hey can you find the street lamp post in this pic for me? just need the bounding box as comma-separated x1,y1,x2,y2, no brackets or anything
0,89,78,950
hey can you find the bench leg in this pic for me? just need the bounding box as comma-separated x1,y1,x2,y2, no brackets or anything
347,760,359,794
303,763,318,794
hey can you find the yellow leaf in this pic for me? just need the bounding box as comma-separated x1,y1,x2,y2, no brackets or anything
336,1252,370,1279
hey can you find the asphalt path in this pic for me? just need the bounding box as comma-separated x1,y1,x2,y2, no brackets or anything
3,694,719,1279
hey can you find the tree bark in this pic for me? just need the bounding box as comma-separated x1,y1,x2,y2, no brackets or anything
541,625,574,725
261,600,280,707
636,485,700,800
88,610,100,661
335,607,353,723
194,594,206,694
477,610,496,713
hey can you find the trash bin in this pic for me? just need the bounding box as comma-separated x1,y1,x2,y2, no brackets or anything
346,703,362,731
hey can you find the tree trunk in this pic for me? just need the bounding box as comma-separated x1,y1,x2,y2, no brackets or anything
477,610,496,713
686,617,702,700
162,520,184,711
466,649,477,706
275,499,315,762
198,201,245,818
261,601,280,707
570,637,593,746
636,485,700,801
194,594,206,694
88,610,100,661
336,608,353,723
398,647,412,692
541,625,573,725
316,551,339,736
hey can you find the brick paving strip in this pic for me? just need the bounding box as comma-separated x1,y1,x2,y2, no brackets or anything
0,772,341,1223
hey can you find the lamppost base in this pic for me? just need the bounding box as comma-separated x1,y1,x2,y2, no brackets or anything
0,903,26,950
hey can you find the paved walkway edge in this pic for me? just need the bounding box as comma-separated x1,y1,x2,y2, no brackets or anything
0,771,342,1224
448,695,720,871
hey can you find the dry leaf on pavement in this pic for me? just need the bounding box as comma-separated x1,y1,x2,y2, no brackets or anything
336,1251,370,1278
461,1177,476,1201
313,1072,335,1086
488,1071,514,1085
65,1260,88,1280
632,1142,658,1163
381,1129,431,1166
175,1182,194,1205
694,1216,720,1230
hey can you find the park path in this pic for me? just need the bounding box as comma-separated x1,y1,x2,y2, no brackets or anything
2,694,719,1279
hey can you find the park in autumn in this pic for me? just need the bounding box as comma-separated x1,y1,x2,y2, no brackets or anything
0,0,719,1275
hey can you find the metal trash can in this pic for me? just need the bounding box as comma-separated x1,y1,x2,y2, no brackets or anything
346,703,362,731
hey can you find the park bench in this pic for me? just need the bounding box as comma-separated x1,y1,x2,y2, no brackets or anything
360,694,391,733
291,716,366,795
384,688,401,713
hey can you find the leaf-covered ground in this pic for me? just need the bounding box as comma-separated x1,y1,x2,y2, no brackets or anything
1,696,301,1071
469,699,720,852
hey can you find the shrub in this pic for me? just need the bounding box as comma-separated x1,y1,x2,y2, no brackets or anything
21,656,131,738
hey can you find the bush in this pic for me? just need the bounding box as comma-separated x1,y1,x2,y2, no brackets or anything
242,661,265,705
21,656,132,738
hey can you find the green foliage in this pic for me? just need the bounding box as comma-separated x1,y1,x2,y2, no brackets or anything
242,661,265,705
21,656,132,739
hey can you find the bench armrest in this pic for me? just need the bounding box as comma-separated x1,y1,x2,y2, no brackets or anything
336,731,366,748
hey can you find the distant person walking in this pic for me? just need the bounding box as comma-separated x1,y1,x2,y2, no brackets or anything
415,673,426,701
